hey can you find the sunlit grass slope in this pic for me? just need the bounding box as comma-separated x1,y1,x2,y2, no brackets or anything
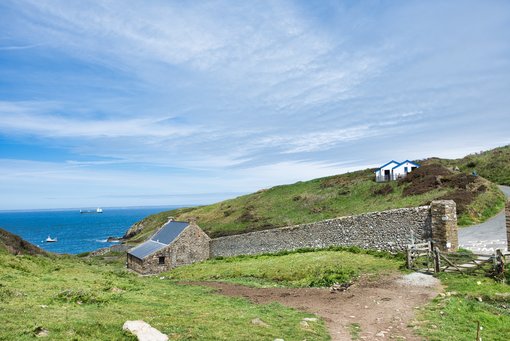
0,248,329,340
416,271,510,341
126,163,504,241
166,247,403,288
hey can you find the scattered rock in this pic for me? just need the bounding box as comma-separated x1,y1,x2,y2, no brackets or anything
375,330,386,337
111,287,124,293
477,297,483,302
39,305,48,308
274,339,284,341
106,236,122,242
33,326,49,338
330,282,352,292
251,318,269,327
123,320,168,341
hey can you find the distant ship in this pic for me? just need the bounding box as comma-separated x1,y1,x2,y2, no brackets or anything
80,208,103,214
45,236,57,243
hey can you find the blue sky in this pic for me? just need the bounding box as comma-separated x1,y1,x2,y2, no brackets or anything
1,0,509,210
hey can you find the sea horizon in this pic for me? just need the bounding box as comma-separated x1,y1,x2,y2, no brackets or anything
0,204,196,214
0,206,191,254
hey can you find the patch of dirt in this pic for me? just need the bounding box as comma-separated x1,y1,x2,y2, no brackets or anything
399,164,483,215
185,273,440,341
438,189,475,215
372,184,394,196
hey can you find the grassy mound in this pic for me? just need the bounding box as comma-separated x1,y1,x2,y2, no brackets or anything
166,247,403,288
0,250,329,340
125,164,504,242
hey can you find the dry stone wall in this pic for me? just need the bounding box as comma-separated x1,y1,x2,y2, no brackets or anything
210,205,438,257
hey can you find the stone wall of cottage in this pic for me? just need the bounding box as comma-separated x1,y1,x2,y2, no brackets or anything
127,223,210,275
210,201,457,257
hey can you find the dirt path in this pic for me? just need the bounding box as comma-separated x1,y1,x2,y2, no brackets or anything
186,273,440,340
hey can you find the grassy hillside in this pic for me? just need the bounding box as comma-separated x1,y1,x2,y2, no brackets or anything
125,163,505,242
0,235,328,340
424,144,510,186
0,227,48,256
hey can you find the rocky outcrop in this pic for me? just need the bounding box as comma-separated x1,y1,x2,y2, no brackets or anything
122,220,148,240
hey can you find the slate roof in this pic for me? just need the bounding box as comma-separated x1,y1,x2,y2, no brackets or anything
128,221,190,259
374,160,399,173
392,160,421,169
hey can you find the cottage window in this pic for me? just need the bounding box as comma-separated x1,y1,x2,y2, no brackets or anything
158,256,165,265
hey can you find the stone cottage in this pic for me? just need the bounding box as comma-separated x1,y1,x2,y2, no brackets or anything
126,218,210,274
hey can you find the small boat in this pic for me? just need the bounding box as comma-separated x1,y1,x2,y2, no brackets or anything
45,236,57,243
80,208,103,214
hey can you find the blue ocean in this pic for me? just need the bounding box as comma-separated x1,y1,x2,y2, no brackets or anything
0,206,183,254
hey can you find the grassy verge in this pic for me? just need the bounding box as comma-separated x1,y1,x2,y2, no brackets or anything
415,272,510,341
0,249,329,340
457,181,506,226
166,247,403,287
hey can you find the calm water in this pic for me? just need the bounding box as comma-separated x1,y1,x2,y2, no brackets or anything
0,206,182,254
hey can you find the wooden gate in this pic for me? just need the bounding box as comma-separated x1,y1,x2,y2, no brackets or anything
406,241,432,271
406,243,508,280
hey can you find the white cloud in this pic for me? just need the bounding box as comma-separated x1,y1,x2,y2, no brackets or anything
0,101,198,139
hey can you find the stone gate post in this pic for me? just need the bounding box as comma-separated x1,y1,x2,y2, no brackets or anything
430,200,458,252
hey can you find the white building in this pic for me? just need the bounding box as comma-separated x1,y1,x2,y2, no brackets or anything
375,160,420,182
374,160,400,182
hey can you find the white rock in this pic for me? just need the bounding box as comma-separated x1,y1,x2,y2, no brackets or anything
122,320,168,341
302,317,318,322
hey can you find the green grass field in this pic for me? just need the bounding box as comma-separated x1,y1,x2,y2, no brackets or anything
166,247,403,287
415,272,510,341
0,249,329,340
2,235,510,341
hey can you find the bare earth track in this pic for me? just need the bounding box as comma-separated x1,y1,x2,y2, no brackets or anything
188,273,440,340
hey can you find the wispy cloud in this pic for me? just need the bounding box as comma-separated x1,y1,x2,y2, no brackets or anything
1,0,509,209
0,101,199,139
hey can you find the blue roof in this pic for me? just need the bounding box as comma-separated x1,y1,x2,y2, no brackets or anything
129,240,166,259
392,160,421,169
374,160,399,173
151,221,189,244
128,221,190,259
